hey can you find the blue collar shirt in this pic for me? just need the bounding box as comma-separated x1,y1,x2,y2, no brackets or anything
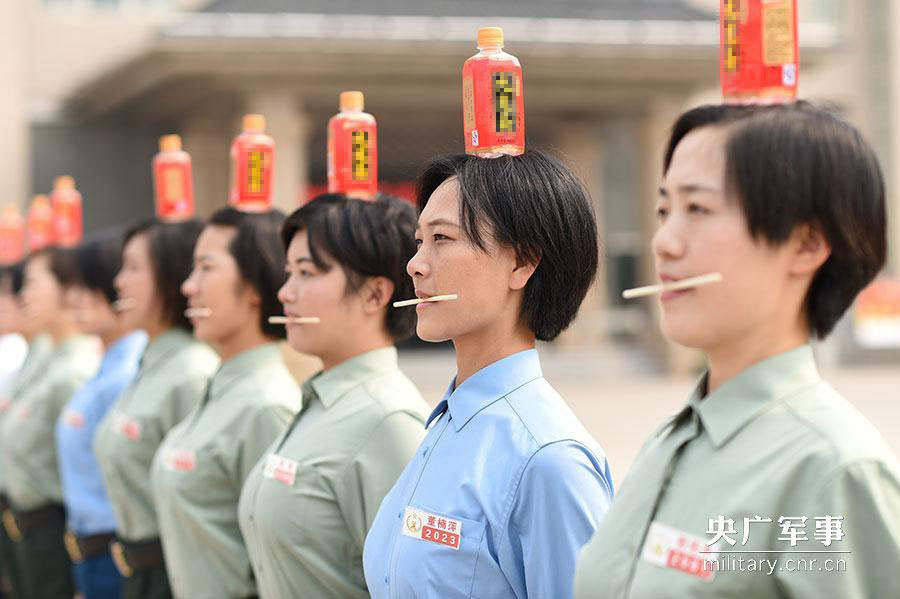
363,348,614,599
55,331,147,536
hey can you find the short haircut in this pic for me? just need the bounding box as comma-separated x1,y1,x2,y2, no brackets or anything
124,218,205,331
664,102,887,339
73,229,125,306
27,246,81,289
9,262,25,296
415,151,600,342
281,194,418,342
208,207,288,340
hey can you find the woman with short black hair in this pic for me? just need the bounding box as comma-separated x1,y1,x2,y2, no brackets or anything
151,207,301,599
574,102,900,598
363,150,614,599
95,219,218,599
56,230,147,599
1,246,102,599
238,194,429,599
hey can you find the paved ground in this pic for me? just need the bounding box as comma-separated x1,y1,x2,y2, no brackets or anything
397,345,900,484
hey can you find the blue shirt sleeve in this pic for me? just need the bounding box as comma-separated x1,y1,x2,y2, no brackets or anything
501,441,613,599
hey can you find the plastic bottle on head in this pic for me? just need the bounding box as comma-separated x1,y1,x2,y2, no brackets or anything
229,114,275,212
153,135,195,222
327,91,378,200
27,195,54,252
0,204,24,265
50,176,82,248
720,0,798,103
462,26,525,157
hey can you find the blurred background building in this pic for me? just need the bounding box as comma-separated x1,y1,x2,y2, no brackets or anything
1,0,897,371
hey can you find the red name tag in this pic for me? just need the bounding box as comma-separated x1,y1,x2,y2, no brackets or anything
14,404,29,421
0,397,11,413
163,449,196,471
262,454,298,486
641,521,718,581
401,507,462,550
114,413,141,440
64,408,85,429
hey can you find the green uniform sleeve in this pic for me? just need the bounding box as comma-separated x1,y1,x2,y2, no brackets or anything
775,459,900,597
336,411,424,551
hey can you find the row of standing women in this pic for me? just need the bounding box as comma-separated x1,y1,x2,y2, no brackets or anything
0,100,897,599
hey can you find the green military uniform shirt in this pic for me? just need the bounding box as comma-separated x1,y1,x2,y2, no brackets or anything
1,335,100,510
0,334,54,495
150,343,300,599
238,346,429,599
574,345,900,598
95,328,218,541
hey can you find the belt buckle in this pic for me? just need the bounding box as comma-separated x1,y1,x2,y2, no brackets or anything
1,510,22,543
109,541,133,578
64,531,84,563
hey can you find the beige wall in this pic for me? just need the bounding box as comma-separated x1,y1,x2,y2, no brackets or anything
0,0,30,207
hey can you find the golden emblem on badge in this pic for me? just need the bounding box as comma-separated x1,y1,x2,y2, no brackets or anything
406,512,422,534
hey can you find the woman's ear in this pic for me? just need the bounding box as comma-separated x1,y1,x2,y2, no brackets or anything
509,250,541,291
789,224,831,277
362,277,395,315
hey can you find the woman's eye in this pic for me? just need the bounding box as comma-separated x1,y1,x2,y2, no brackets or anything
655,207,669,220
688,203,710,215
414,238,423,247
299,270,314,278
433,233,450,242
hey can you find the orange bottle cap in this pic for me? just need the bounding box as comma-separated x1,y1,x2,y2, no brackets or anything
477,26,504,48
339,91,365,112
243,114,266,132
159,134,183,152
53,176,75,190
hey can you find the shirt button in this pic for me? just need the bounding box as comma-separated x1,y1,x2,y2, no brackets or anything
384,575,389,584
421,447,428,456
397,511,402,519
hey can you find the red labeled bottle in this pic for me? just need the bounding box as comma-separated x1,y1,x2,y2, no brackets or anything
153,135,194,222
327,91,378,200
462,26,525,157
0,204,24,265
721,0,798,103
27,195,54,252
230,114,275,212
50,176,83,247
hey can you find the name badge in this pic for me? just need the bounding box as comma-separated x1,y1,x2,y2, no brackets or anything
14,404,29,421
262,454,298,486
114,413,141,440
162,449,196,471
641,521,718,581
63,408,85,429
0,396,11,413
401,506,462,550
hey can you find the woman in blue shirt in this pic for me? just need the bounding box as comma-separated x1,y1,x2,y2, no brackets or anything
56,230,147,599
363,151,614,599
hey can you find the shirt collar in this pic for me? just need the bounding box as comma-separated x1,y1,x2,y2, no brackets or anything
691,344,821,448
53,334,99,359
100,331,148,374
441,348,542,433
140,328,195,372
309,346,399,409
210,342,282,397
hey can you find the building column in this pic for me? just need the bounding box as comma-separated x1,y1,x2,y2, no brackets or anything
0,0,30,207
637,96,702,375
182,116,232,218
552,118,607,350
243,91,311,214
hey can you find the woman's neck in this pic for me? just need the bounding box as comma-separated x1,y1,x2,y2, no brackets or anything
453,321,535,387
318,332,393,372
215,325,271,364
705,317,809,394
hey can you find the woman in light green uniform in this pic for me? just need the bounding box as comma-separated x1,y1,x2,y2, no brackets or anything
238,194,430,599
95,220,218,599
0,247,101,599
0,260,54,597
573,103,900,598
150,208,300,599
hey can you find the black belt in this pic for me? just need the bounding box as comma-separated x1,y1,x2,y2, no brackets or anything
110,537,164,577
64,531,115,563
1,503,65,542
